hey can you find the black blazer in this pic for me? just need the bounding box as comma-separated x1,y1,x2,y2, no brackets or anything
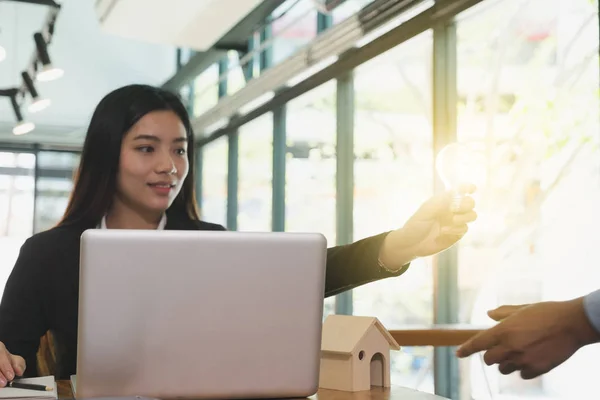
0,212,408,379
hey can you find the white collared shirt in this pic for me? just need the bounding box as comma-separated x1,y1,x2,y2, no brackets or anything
98,214,167,230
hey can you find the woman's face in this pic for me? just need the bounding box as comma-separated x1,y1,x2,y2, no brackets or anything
115,110,189,217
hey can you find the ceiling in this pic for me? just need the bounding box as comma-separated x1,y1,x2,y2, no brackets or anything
96,0,264,51
0,0,179,147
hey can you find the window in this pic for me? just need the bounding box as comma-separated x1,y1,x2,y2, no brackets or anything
227,50,251,97
201,138,228,227
34,151,79,233
456,0,600,398
351,31,435,392
0,152,35,237
285,81,337,318
285,81,337,243
271,0,318,65
237,113,274,231
0,151,35,298
332,0,375,24
193,63,219,117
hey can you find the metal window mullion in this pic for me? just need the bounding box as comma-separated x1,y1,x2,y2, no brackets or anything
227,131,239,231
220,55,238,230
194,137,204,216
432,15,459,400
317,12,333,33
260,24,273,72
176,48,183,70
218,57,229,98
244,35,256,82
315,10,354,316
335,70,354,316
32,145,40,234
263,19,286,233
272,101,286,232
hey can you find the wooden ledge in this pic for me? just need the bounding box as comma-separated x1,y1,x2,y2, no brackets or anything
389,324,489,347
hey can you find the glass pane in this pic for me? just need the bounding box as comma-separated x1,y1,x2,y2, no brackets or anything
227,50,249,96
285,80,337,318
271,0,318,65
0,152,16,168
193,63,219,117
352,30,435,393
456,0,600,398
286,81,337,243
35,151,80,233
201,138,228,227
332,0,375,24
238,113,273,231
0,151,35,299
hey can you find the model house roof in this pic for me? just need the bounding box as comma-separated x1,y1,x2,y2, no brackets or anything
321,315,400,355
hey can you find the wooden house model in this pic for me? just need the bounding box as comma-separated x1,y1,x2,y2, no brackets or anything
319,315,400,392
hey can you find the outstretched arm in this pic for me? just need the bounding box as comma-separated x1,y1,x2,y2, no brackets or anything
324,184,477,297
456,290,600,379
324,232,409,298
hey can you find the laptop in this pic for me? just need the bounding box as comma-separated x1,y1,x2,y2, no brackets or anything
75,229,327,399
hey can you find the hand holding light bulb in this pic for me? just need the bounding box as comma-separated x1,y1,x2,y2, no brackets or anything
377,143,479,270
435,142,481,212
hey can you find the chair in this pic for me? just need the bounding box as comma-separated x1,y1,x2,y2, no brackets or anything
36,331,57,377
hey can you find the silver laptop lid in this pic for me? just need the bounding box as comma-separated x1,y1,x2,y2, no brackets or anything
76,229,327,399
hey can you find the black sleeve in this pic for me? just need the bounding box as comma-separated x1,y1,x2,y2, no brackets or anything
0,238,49,376
213,222,408,298
324,232,410,298
196,220,227,231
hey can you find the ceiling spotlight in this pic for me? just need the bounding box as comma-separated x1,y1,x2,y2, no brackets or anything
13,121,36,136
22,71,51,113
29,97,51,113
10,95,35,136
33,32,63,82
37,63,64,81
0,45,5,63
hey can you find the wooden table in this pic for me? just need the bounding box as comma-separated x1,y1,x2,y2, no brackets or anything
54,324,485,399
57,382,448,399
389,324,488,347
57,381,72,398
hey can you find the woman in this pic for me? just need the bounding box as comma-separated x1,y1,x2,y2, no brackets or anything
0,84,476,383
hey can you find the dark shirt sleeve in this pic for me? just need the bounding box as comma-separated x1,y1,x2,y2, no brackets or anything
207,221,409,299
324,232,410,298
0,238,48,377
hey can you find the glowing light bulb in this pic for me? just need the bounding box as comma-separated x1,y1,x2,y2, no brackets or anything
435,142,481,211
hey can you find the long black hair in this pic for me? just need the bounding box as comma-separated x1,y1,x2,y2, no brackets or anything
58,84,199,228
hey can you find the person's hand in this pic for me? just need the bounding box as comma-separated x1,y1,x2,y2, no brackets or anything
0,342,25,386
378,183,477,270
456,298,600,379
487,304,529,320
